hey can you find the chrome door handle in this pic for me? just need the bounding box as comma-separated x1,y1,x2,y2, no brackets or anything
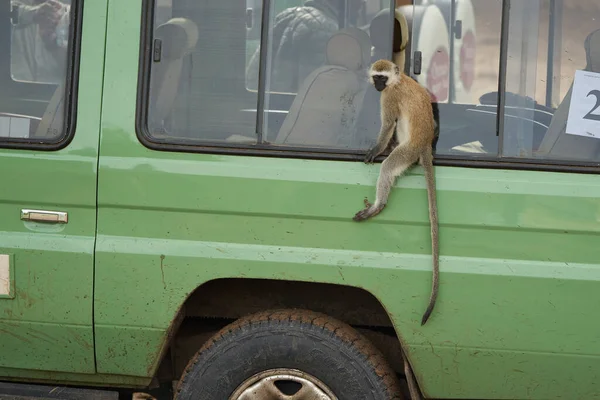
21,209,68,223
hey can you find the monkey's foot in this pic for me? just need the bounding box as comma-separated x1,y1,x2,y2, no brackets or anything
353,203,385,221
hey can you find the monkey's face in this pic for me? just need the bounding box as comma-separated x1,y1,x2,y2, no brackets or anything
372,74,388,92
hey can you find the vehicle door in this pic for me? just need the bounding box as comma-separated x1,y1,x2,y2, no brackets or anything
0,0,107,375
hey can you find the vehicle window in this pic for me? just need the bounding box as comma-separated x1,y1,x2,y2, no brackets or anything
143,0,396,152
142,0,600,169
501,1,600,163
1,0,76,143
146,0,262,145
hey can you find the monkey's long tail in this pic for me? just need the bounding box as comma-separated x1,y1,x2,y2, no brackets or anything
420,149,439,326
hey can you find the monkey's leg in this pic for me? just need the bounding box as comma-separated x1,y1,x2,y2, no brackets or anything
354,144,417,221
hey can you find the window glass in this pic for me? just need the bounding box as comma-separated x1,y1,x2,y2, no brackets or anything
502,1,600,163
259,0,395,149
148,0,398,152
406,0,502,157
147,0,261,145
10,0,72,83
245,0,304,92
145,0,397,151
1,0,74,142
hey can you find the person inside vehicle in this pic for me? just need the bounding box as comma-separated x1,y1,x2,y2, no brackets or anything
245,0,366,94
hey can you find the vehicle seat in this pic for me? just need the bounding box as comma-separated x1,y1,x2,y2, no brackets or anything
274,27,372,148
148,17,199,135
369,8,410,72
33,84,64,139
535,28,600,160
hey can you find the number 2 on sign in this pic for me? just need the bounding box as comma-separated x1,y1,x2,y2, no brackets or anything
583,90,600,122
566,70,600,139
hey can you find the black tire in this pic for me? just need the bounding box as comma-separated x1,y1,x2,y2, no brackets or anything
175,309,404,400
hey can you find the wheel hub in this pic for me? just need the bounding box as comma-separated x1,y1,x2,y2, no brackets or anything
230,368,337,400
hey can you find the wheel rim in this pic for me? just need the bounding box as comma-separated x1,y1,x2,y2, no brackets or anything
230,368,338,400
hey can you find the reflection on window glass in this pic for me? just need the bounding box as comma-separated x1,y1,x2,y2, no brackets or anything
406,0,502,158
2,0,74,141
10,0,71,83
504,1,600,162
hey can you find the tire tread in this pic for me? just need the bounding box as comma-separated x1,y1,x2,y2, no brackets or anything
175,308,403,399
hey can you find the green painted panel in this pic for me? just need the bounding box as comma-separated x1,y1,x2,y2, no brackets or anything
97,0,600,398
0,0,108,376
0,321,93,372
0,236,95,324
409,345,600,399
93,325,170,377
94,230,600,384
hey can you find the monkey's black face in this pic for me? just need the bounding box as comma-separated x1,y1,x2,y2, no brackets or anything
372,75,388,92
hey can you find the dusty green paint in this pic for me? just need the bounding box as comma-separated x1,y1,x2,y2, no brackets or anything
0,0,599,399
93,325,170,377
0,321,93,371
0,0,108,374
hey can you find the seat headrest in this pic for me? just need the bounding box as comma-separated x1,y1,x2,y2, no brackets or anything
585,28,600,72
155,17,199,60
369,8,409,53
325,27,372,71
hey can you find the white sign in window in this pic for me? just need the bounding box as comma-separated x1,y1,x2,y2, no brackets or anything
566,70,600,140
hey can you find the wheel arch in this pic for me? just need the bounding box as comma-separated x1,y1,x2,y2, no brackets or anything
150,278,411,386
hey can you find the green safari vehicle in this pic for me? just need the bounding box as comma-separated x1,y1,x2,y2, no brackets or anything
1,0,600,398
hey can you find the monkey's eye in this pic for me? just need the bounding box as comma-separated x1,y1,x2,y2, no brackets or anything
374,75,387,84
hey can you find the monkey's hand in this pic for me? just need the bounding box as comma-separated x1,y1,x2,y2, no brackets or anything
364,145,383,164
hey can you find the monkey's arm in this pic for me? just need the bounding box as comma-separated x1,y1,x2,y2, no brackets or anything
364,110,396,164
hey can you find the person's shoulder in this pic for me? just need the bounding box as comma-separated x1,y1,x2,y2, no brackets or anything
275,6,302,21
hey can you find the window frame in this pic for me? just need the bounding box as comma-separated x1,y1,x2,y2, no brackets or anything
135,0,600,174
0,0,83,151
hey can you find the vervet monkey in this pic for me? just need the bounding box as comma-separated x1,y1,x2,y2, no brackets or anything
353,59,439,326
